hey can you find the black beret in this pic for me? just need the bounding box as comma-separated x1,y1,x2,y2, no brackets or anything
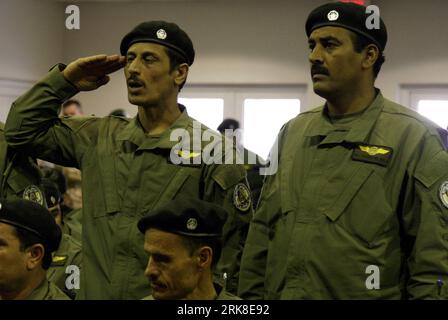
41,179,62,208
120,20,195,65
137,198,228,237
306,2,387,51
0,199,61,252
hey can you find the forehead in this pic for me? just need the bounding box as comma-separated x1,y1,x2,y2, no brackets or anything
126,42,168,56
64,103,80,109
309,26,353,41
144,228,187,253
0,223,19,242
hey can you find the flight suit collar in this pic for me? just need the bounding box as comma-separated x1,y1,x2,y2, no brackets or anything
116,104,195,151
305,89,385,145
27,278,50,300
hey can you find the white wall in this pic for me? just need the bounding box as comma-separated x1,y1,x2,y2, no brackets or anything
374,0,448,101
0,0,64,121
1,0,448,118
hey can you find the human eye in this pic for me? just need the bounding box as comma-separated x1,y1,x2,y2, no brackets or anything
143,54,158,63
308,42,315,51
126,54,135,64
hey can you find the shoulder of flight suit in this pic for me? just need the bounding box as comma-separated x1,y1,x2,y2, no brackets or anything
27,279,70,300
46,281,71,300
381,98,447,150
48,233,82,299
385,101,448,299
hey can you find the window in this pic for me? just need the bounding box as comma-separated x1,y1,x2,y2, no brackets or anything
400,85,448,129
243,99,300,159
180,85,305,159
178,98,224,130
417,100,448,129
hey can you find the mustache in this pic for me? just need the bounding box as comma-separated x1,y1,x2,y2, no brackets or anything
127,75,144,84
311,65,329,76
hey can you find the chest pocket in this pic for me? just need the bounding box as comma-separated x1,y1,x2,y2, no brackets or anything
322,165,394,245
141,163,203,214
6,162,40,198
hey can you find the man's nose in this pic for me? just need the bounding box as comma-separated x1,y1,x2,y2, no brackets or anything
125,58,140,75
309,45,324,65
144,257,158,278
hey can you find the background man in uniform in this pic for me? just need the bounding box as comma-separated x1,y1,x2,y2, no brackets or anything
138,198,240,300
61,99,83,117
0,199,68,300
217,119,265,207
5,20,252,299
42,178,82,299
239,2,448,299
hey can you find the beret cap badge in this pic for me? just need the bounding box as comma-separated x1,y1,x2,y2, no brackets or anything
327,10,339,21
186,218,198,231
156,29,167,40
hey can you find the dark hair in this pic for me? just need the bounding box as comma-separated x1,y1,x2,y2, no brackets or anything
109,108,128,117
41,167,67,195
62,99,82,110
164,47,188,91
217,119,240,133
349,32,385,79
14,227,53,270
182,236,222,270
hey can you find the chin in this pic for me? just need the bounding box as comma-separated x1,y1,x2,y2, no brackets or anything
312,84,331,99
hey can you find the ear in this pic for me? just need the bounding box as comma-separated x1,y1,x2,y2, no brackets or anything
196,246,213,270
173,63,189,87
25,244,45,270
362,44,379,71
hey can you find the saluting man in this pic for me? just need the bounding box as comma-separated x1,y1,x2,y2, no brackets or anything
239,2,448,300
5,21,252,299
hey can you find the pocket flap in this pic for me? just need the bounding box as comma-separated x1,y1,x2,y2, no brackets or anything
324,166,374,222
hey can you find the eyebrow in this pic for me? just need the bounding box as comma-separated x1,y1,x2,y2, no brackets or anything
309,36,342,44
126,50,160,57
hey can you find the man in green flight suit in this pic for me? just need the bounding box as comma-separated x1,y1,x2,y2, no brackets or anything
138,198,241,300
0,199,68,300
42,178,82,300
238,2,448,300
5,21,252,299
0,122,45,205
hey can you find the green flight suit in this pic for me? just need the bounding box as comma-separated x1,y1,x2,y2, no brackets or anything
27,279,70,300
47,233,82,299
62,207,83,243
142,283,241,300
238,91,448,300
0,123,44,204
5,66,252,300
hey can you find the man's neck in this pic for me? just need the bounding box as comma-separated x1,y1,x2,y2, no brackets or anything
0,272,46,300
326,86,376,116
185,275,217,300
138,99,181,135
